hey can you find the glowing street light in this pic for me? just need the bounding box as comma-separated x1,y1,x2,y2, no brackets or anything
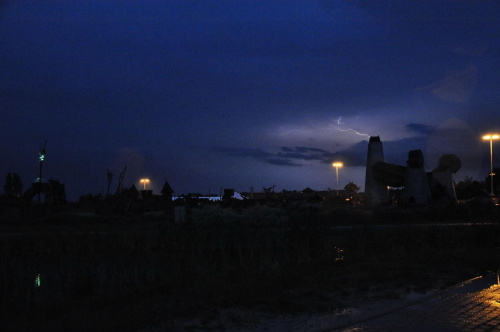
332,162,343,196
483,134,500,195
140,178,150,190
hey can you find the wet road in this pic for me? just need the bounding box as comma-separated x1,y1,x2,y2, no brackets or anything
331,274,500,332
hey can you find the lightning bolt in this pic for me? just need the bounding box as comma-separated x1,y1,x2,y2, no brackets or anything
278,118,370,138
330,117,370,138
332,126,370,137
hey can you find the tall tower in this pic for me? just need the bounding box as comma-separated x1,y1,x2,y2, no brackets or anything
402,149,431,205
364,136,389,207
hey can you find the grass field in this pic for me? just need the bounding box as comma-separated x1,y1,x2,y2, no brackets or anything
1,204,499,331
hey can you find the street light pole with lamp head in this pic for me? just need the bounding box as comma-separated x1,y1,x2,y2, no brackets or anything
38,141,47,203
332,162,343,196
140,178,150,191
482,134,500,196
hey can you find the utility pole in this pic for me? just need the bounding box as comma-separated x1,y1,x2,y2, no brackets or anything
38,141,47,203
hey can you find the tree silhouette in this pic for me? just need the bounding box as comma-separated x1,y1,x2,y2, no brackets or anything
455,176,486,200
344,181,361,205
344,181,360,195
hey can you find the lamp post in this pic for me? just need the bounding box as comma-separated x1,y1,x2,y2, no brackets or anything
38,141,46,203
140,178,150,191
332,162,343,196
482,134,500,195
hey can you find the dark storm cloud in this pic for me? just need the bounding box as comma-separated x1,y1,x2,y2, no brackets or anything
336,136,431,168
217,147,303,166
383,137,429,165
228,135,431,167
405,123,435,137
1,1,499,198
216,147,275,162
219,145,362,167
277,147,333,162
265,158,301,167
219,132,447,172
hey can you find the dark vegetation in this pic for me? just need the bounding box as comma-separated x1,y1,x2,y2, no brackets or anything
1,204,500,331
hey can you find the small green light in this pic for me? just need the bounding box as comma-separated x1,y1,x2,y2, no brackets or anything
35,274,41,287
39,154,45,162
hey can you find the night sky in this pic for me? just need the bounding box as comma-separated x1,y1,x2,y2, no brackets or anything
1,1,500,201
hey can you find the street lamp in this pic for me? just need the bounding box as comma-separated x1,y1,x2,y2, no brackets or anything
483,134,500,195
140,178,150,190
332,162,343,196
38,141,47,203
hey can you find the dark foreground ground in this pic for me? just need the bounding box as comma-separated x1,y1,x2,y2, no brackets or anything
142,273,500,331
1,205,499,331
337,273,500,332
